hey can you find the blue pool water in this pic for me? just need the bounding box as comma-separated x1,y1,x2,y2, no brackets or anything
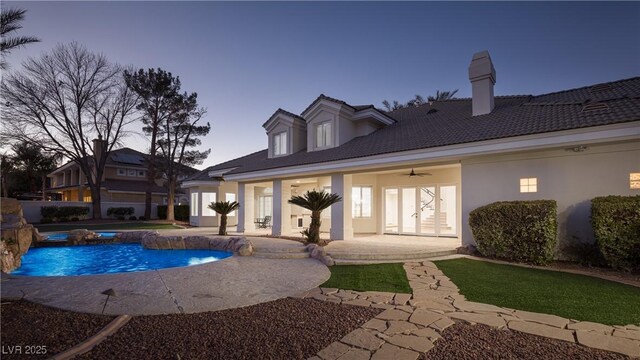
12,243,232,276
45,232,119,241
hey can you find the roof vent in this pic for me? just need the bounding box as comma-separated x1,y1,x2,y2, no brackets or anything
581,102,609,113
589,83,612,93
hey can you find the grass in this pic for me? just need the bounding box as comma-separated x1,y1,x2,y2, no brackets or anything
35,222,182,232
321,263,412,294
434,258,640,325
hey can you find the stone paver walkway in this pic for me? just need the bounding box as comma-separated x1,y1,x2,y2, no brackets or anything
301,261,640,359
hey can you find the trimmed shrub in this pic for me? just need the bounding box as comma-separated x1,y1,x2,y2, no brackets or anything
469,200,557,265
107,207,135,218
138,216,146,221
591,195,640,271
40,206,89,222
129,216,137,221
157,205,189,221
40,217,53,224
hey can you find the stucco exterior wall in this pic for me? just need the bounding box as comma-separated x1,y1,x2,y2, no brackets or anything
461,141,640,254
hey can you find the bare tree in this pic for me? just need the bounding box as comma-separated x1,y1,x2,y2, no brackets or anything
157,92,210,221
1,42,138,218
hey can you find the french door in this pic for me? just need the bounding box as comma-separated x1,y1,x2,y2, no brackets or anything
384,185,457,237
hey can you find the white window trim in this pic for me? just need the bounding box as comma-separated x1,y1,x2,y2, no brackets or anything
202,192,217,216
226,193,237,216
273,131,288,156
316,121,333,149
352,185,373,218
191,192,199,217
520,177,538,193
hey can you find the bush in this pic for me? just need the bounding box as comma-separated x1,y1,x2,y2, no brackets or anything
138,216,146,221
158,205,189,221
40,217,53,224
469,200,557,265
107,207,135,218
70,217,80,222
129,216,137,221
592,196,640,271
40,206,90,222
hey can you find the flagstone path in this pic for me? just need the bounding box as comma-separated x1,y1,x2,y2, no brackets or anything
299,261,640,359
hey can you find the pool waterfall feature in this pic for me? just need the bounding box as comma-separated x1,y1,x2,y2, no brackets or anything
11,232,254,276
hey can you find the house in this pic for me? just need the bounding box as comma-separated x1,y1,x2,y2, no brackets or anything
182,51,640,251
48,145,197,206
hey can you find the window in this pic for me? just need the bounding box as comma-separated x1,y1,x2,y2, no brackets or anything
273,131,287,156
127,169,136,177
520,178,538,193
323,186,332,218
191,192,199,216
202,192,217,216
352,186,372,218
117,168,126,176
631,173,640,190
137,170,146,177
258,195,272,219
316,122,332,148
226,193,236,216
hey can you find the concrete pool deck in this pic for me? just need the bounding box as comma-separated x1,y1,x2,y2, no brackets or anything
0,256,329,315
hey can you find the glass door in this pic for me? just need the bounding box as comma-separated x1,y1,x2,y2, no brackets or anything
419,186,437,235
384,188,398,233
384,184,458,237
401,188,416,233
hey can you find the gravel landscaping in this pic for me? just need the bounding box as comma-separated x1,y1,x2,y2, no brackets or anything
80,297,381,360
423,323,630,360
0,300,115,360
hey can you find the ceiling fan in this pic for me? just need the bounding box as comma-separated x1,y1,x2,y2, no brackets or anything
399,168,432,177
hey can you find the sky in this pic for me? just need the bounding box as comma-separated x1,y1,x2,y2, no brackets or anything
4,1,640,170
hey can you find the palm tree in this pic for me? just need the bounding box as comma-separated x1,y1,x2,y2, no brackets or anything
208,201,240,235
11,141,61,199
1,8,40,69
0,153,15,198
382,89,458,111
427,89,459,102
288,189,342,244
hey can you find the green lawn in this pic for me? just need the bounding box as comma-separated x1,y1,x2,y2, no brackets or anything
321,263,412,294
434,258,640,325
35,222,182,232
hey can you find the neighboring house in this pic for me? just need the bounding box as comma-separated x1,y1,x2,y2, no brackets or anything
182,51,640,251
48,145,197,206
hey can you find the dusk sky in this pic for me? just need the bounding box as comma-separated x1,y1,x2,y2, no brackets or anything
5,1,640,169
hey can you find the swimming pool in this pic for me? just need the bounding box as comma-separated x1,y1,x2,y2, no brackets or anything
12,243,232,276
45,232,119,241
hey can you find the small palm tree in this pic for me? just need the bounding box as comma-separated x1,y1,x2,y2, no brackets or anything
1,8,40,69
288,189,342,244
208,201,240,235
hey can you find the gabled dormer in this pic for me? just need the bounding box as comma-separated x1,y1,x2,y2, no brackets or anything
301,94,396,152
263,109,307,158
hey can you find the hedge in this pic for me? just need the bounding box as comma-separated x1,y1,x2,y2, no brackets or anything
40,206,90,222
107,207,135,218
591,195,640,271
469,200,557,265
158,205,189,221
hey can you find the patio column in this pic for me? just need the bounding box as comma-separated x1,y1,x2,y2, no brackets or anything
271,180,292,236
237,182,255,233
330,173,353,240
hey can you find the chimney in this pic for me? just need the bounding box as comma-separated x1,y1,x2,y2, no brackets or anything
468,50,496,116
92,137,106,164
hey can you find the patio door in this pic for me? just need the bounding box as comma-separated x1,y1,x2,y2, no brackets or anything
384,185,457,237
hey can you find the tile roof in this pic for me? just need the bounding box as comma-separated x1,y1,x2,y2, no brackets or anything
193,77,640,179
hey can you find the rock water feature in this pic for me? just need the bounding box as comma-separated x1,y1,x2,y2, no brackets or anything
1,198,40,273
